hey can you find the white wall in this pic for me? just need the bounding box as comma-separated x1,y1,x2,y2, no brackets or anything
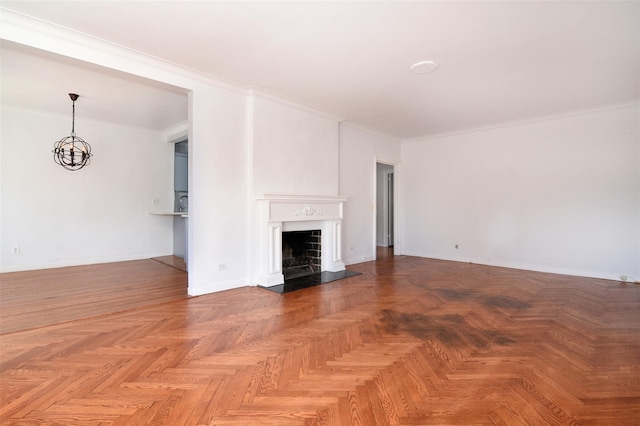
0,106,174,272
187,87,250,295
252,95,340,196
0,12,252,296
401,102,640,281
339,124,401,265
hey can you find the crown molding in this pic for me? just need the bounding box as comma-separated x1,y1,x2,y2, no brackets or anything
339,121,401,143
403,99,640,144
250,88,345,123
1,8,359,127
0,8,247,94
162,121,189,143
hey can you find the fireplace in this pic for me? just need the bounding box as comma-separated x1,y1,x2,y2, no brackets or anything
282,230,321,280
255,194,347,287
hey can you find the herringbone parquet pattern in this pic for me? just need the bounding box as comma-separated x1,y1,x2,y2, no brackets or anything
1,256,639,425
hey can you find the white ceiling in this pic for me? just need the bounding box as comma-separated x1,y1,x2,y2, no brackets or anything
0,40,189,132
1,1,638,139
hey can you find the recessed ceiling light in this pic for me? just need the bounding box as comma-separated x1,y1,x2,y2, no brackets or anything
410,60,438,74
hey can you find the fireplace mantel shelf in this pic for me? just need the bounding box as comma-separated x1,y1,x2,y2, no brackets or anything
255,194,348,202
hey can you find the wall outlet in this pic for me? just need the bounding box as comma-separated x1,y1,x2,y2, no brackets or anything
218,263,228,270
152,198,160,205
11,246,20,255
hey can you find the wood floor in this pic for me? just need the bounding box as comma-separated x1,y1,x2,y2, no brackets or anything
1,255,639,425
151,255,188,272
0,258,187,334
376,246,394,259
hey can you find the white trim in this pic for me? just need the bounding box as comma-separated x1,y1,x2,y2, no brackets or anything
402,250,628,283
0,252,171,273
188,281,249,297
393,163,402,255
255,194,348,202
344,255,375,266
382,168,393,247
0,8,399,146
0,8,246,93
372,158,379,259
251,88,345,123
163,121,189,143
374,158,401,258
403,99,640,144
340,121,400,143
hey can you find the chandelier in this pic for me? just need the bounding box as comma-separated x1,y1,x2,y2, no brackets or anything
52,93,92,171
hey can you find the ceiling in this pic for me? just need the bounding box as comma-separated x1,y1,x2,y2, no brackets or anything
0,40,189,132
1,1,638,139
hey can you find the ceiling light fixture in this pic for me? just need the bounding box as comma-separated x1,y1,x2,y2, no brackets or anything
410,60,438,74
53,93,92,171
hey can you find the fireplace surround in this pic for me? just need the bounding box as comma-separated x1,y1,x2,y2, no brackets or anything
255,194,347,287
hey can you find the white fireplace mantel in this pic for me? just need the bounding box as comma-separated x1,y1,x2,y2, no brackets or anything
255,194,347,286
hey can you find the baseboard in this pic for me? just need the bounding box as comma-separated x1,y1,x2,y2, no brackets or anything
0,251,172,273
188,278,248,296
401,250,629,282
344,255,375,266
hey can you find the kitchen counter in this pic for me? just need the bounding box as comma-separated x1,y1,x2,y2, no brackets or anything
149,211,188,217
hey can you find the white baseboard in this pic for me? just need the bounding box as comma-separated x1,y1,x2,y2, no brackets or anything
344,255,375,266
401,250,627,282
188,278,248,296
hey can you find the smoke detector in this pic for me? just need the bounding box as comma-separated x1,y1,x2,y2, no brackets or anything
410,60,438,74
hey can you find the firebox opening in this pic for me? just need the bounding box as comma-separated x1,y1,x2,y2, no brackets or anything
282,230,321,280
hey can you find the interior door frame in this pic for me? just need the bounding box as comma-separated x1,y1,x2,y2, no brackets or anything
373,158,401,260
383,168,394,247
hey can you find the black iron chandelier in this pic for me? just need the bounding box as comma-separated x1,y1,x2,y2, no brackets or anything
52,93,92,171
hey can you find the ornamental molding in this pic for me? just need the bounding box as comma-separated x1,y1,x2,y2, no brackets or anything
293,206,323,217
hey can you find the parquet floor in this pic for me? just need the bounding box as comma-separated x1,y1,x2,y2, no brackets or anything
376,246,394,259
151,255,188,272
0,259,188,334
1,255,639,425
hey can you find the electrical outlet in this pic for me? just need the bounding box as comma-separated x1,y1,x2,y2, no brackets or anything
11,246,20,255
152,198,160,205
218,263,228,270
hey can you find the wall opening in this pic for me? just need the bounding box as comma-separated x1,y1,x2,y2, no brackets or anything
376,162,395,252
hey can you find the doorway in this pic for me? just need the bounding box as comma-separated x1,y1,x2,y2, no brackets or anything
376,162,395,257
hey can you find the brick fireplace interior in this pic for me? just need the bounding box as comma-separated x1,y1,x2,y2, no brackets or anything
282,230,321,280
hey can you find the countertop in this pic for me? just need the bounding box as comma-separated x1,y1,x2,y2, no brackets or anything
149,211,188,217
